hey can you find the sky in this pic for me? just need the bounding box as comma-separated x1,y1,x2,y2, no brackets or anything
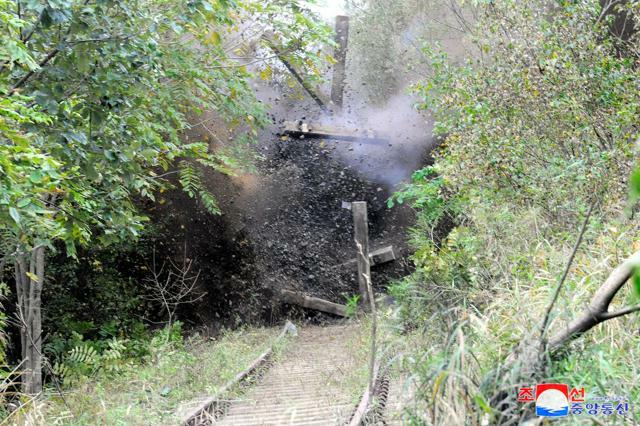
307,0,348,21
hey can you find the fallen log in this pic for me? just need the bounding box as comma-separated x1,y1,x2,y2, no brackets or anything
280,289,347,317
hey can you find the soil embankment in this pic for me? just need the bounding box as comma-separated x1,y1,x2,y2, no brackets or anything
148,79,432,329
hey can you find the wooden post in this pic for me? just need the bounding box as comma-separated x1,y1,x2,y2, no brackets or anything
352,201,370,307
331,15,349,109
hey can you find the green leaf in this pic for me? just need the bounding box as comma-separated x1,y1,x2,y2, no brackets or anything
631,168,640,202
633,268,640,298
29,170,44,183
474,394,492,414
16,198,31,208
9,207,21,225
62,132,88,146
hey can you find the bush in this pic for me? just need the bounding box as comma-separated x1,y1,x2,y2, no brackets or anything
388,0,640,423
42,237,155,345
45,322,184,388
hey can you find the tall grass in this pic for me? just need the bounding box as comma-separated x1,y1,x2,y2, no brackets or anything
389,204,640,424
8,326,285,425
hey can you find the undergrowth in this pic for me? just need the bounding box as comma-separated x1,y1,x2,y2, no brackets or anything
8,325,284,425
388,204,640,424
384,0,640,423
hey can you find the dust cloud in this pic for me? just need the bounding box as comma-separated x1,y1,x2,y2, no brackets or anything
318,91,434,188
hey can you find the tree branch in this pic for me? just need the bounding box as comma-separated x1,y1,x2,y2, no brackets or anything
598,305,640,320
9,47,60,94
548,249,640,351
539,201,595,346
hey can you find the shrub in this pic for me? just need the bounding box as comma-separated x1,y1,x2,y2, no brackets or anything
389,0,640,423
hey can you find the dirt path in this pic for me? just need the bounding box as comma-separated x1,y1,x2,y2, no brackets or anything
216,323,360,425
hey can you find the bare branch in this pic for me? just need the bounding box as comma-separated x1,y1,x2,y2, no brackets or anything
142,243,206,329
598,305,640,320
549,249,640,351
539,201,595,346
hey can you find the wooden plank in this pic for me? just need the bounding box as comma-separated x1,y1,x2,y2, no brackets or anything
330,15,349,109
335,245,396,269
352,201,370,306
371,245,396,265
283,121,388,144
280,289,347,317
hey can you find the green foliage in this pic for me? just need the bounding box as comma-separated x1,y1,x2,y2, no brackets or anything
342,293,360,318
0,0,331,257
46,322,184,388
0,0,331,394
413,1,639,221
388,226,478,329
178,160,220,214
388,165,472,329
553,335,640,408
43,237,155,343
250,0,335,88
388,166,461,229
631,166,640,204
52,339,115,387
384,0,640,423
41,326,284,424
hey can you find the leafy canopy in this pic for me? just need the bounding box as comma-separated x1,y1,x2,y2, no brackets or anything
413,0,639,221
0,0,331,255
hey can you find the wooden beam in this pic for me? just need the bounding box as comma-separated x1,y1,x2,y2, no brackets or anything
371,246,396,265
336,245,396,269
283,121,388,144
280,289,347,317
331,15,350,109
352,201,370,307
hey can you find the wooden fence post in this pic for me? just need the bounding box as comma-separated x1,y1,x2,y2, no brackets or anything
352,201,370,307
331,15,349,109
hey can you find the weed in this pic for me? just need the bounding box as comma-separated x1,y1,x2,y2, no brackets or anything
27,326,284,425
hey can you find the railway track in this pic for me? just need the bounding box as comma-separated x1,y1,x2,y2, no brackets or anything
216,324,359,425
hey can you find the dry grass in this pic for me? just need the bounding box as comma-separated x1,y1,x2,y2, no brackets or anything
390,204,640,425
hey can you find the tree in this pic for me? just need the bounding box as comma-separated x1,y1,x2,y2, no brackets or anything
0,0,331,394
143,244,205,330
414,1,639,220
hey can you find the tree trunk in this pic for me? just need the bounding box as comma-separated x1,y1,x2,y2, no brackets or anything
14,245,45,395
